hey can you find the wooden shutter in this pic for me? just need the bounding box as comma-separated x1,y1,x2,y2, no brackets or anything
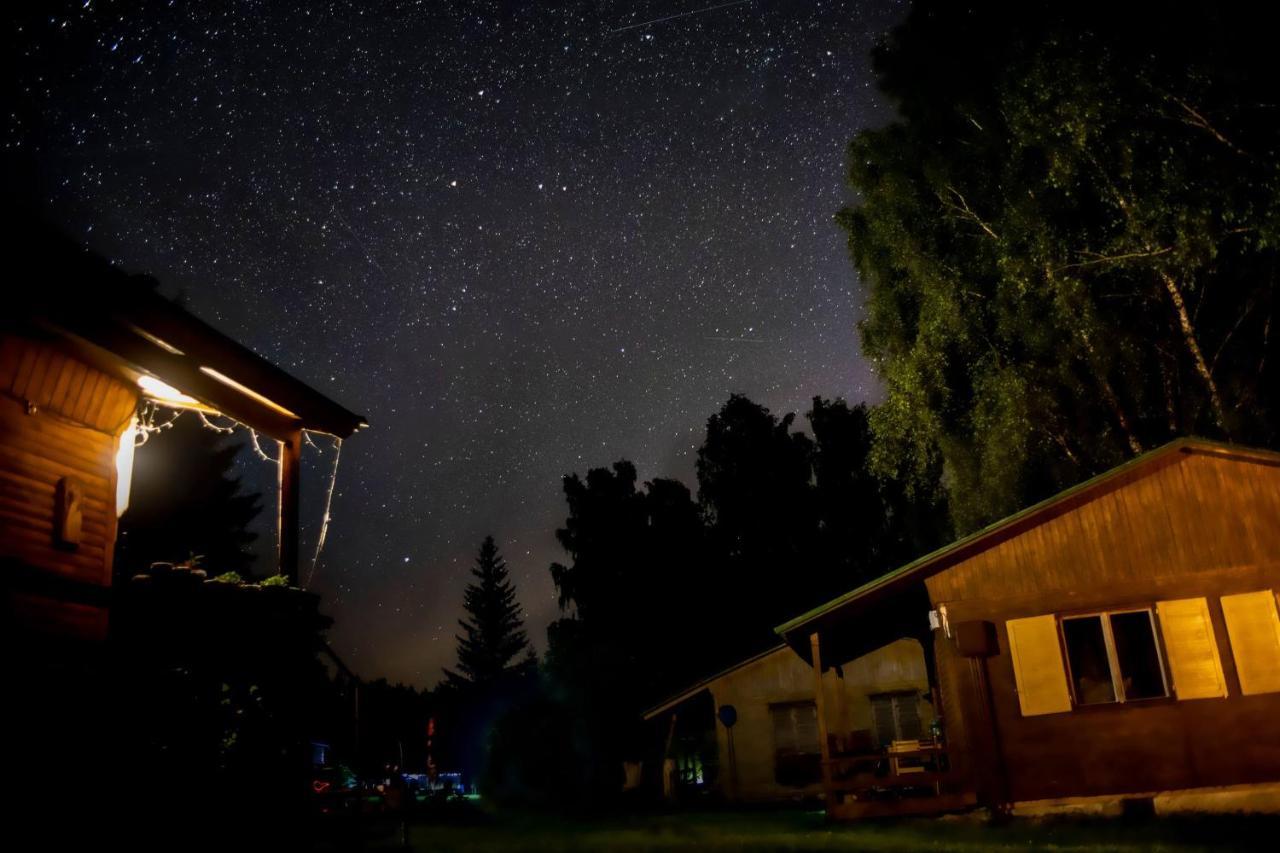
1156,598,1228,700
1006,615,1073,716
1221,590,1280,696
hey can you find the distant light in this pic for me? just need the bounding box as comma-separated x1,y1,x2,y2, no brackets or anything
138,374,198,406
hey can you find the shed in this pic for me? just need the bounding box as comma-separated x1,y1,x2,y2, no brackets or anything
644,640,934,804
777,438,1280,818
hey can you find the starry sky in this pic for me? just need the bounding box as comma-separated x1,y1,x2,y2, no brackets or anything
6,0,901,687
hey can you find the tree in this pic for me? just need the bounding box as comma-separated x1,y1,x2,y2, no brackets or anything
548,463,713,705
696,394,819,627
445,536,531,687
840,1,1280,531
808,397,949,586
116,414,262,579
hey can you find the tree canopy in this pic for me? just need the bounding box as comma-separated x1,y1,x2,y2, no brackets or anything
840,0,1280,531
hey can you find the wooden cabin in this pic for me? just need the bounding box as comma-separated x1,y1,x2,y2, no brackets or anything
644,640,934,803
776,439,1280,819
1,226,366,643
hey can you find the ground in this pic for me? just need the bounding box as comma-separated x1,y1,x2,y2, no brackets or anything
342,806,1277,852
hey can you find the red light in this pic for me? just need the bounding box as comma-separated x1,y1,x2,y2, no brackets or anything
313,780,331,794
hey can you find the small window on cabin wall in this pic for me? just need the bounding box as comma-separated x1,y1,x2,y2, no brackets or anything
771,701,819,755
869,691,922,745
1061,609,1168,705
770,701,820,787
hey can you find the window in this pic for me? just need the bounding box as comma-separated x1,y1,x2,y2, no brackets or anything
869,691,923,745
770,702,820,786
1221,590,1280,696
1061,609,1168,705
771,701,819,755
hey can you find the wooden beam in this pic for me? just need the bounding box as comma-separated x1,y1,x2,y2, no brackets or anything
810,631,834,803
278,430,302,584
52,322,303,441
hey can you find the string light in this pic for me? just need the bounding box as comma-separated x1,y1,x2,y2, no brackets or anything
134,399,183,447
248,427,280,463
138,398,348,589
197,411,237,434
303,435,343,591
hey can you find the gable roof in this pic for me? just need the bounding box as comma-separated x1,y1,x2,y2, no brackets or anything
641,644,788,720
776,438,1280,643
11,222,367,441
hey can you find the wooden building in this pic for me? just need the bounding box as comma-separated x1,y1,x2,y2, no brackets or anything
644,640,935,803
2,225,366,642
777,439,1280,819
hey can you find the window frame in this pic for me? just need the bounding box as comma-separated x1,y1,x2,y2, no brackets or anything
1058,607,1171,706
868,690,924,746
768,700,820,757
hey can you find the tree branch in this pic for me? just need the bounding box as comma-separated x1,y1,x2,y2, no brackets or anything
937,185,1000,241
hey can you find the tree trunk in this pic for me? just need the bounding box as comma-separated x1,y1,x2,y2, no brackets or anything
1158,270,1230,436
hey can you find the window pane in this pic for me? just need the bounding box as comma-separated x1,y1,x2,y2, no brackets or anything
1063,616,1116,704
871,694,897,745
895,694,923,740
1110,611,1168,700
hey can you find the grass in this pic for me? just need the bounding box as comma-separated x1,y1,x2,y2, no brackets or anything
350,805,1278,852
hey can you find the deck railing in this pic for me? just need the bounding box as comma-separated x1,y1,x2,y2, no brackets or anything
822,738,975,819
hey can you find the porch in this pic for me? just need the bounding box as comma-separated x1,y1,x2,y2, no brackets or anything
781,582,978,820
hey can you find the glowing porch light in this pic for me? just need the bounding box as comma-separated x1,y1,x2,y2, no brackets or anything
115,417,137,517
137,374,199,406
199,366,299,418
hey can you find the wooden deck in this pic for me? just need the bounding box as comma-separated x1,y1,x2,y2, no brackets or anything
822,741,976,820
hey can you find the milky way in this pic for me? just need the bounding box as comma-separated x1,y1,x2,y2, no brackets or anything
6,0,901,686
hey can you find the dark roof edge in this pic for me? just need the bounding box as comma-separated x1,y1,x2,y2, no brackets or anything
641,643,788,720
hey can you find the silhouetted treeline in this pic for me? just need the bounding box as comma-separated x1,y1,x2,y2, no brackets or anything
482,394,949,807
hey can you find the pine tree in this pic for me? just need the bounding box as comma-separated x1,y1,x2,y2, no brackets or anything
445,536,531,687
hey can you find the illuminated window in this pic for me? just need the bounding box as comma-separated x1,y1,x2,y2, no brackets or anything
1061,610,1168,705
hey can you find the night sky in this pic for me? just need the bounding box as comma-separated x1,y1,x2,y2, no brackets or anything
7,0,900,686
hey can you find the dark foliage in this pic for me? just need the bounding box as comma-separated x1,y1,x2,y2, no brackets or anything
514,394,947,807
116,413,263,578
841,0,1280,530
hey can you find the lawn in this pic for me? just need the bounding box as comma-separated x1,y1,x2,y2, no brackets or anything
351,806,1277,852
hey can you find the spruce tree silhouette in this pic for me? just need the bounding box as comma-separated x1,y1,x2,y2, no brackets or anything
445,536,531,687
115,414,263,579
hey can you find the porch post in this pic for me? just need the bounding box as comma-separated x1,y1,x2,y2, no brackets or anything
278,429,302,584
810,631,833,800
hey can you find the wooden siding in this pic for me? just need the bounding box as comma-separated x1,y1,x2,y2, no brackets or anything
924,450,1280,805
0,335,138,434
927,451,1280,605
1,335,138,597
